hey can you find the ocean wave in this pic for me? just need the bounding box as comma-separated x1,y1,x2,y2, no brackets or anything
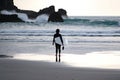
0,37,120,43
1,10,120,26
0,30,120,36
1,10,49,23
90,20,119,26
0,16,120,43
64,17,120,26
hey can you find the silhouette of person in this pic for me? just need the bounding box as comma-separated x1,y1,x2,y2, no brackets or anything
52,29,64,62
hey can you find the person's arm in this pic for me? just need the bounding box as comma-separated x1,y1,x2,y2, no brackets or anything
52,35,55,45
60,34,64,46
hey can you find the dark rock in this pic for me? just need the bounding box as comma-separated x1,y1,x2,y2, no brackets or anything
0,0,67,22
48,12,64,22
0,0,23,22
0,0,18,11
0,55,13,58
16,6,55,19
15,6,55,19
38,5,55,15
58,9,67,16
16,9,38,19
0,14,23,22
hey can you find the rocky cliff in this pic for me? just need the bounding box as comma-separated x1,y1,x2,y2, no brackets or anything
0,0,18,10
0,0,67,22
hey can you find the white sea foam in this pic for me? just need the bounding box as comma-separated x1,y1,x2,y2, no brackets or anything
13,51,120,69
35,14,49,23
0,10,48,23
0,10,16,15
63,51,120,69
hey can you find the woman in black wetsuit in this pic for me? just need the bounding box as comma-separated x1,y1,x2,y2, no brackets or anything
52,29,64,62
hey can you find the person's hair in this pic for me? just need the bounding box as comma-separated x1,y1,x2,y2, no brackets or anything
56,29,60,33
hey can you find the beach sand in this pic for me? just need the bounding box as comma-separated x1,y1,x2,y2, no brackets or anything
0,58,120,80
0,41,120,80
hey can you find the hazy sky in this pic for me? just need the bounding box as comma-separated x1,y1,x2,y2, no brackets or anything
14,0,120,16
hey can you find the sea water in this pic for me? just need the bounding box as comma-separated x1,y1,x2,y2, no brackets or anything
0,16,120,42
0,16,120,69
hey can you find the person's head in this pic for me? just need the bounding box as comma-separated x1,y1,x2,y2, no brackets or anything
56,29,60,34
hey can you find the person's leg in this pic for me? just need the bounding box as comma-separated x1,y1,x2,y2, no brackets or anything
58,45,61,62
55,44,58,62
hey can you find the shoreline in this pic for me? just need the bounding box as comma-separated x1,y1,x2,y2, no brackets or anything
0,41,120,70
1,51,120,70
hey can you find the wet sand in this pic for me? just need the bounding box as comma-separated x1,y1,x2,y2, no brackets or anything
0,59,120,80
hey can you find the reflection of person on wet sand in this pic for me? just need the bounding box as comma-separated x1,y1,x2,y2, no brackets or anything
52,29,64,62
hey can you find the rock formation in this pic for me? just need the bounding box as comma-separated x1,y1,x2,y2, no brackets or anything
0,0,67,22
48,12,64,22
0,0,22,22
38,6,55,15
0,0,18,10
47,8,67,22
0,14,23,22
58,9,67,16
16,10,38,19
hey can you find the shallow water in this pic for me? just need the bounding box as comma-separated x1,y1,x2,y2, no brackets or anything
13,51,120,69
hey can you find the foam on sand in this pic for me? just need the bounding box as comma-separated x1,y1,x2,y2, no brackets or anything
14,51,120,69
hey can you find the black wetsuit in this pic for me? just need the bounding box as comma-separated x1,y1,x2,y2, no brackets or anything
53,33,63,62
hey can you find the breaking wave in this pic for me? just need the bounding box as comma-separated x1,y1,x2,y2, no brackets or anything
0,10,49,23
